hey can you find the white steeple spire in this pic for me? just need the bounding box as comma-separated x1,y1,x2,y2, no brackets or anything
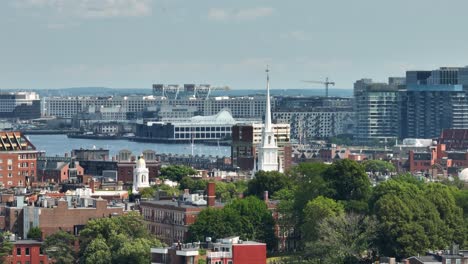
264,66,272,132
256,65,280,173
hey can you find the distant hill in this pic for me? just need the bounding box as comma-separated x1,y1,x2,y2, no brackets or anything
2,87,353,98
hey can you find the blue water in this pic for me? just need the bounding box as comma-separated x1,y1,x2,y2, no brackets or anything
27,134,231,158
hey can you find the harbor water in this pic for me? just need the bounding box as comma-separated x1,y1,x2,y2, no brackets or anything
27,134,231,157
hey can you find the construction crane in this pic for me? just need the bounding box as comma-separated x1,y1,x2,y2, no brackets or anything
302,77,335,97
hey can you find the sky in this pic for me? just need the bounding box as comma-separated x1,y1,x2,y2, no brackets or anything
2,0,468,90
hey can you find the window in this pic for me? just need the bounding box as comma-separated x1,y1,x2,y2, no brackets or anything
25,247,30,255
16,247,21,255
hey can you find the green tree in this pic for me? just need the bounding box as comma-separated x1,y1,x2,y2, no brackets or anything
247,171,291,198
189,196,276,249
0,231,13,263
83,237,111,264
226,196,276,248
27,226,43,240
179,177,207,193
43,230,76,264
188,207,243,243
287,162,329,220
424,183,466,246
323,159,371,212
371,180,454,258
79,212,163,264
362,160,396,174
305,213,377,264
159,165,197,182
301,196,344,242
139,187,155,199
215,181,239,202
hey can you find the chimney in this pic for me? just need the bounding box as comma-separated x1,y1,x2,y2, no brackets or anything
264,191,269,203
90,180,95,193
207,182,215,207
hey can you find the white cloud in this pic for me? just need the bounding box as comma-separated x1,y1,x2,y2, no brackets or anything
13,0,152,18
207,8,229,21
208,7,273,21
281,30,309,41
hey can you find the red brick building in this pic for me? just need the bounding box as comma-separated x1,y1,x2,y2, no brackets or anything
151,236,267,264
408,143,468,176
0,131,42,188
37,156,84,183
231,123,291,172
141,182,221,245
25,197,124,239
439,128,468,150
117,149,160,183
5,240,49,264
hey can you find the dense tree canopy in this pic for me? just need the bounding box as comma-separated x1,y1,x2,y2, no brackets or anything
79,212,163,264
159,165,197,182
301,196,344,242
323,159,371,202
188,196,276,249
42,230,76,264
305,213,377,264
371,180,466,258
362,160,396,174
247,170,292,199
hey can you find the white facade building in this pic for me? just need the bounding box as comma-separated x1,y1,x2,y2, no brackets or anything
132,155,150,194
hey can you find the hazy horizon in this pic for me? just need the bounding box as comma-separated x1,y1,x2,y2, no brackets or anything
2,0,468,89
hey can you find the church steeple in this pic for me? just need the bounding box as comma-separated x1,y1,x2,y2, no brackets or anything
264,66,272,132
256,66,280,173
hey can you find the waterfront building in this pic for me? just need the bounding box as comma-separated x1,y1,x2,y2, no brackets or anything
354,78,400,144
273,96,354,140
43,94,271,120
0,132,42,188
135,110,241,142
0,92,41,120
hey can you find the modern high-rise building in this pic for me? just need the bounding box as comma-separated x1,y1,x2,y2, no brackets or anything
273,97,354,140
354,78,400,144
398,69,468,139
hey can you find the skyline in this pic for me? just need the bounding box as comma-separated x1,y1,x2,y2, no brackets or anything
2,0,468,89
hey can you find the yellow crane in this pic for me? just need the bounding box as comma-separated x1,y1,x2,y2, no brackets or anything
302,77,335,97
